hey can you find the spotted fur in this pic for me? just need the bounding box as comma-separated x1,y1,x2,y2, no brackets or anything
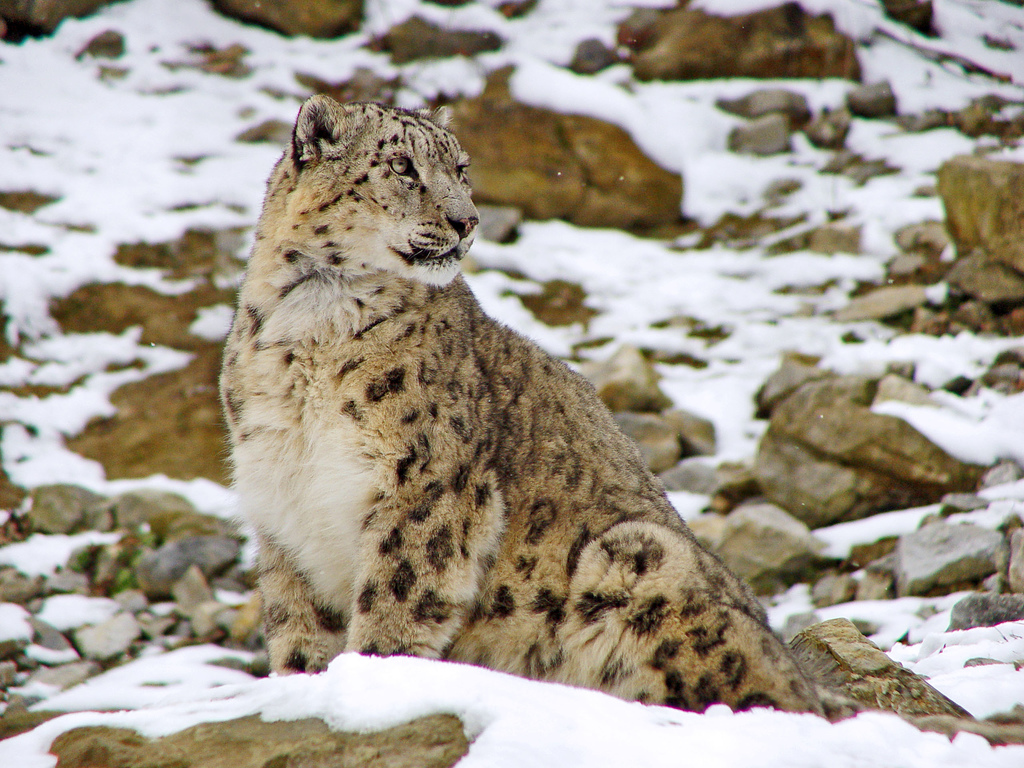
220,96,824,714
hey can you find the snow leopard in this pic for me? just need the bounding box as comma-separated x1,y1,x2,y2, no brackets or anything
219,95,825,715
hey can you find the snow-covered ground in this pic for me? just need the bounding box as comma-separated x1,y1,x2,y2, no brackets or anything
2,0,1024,765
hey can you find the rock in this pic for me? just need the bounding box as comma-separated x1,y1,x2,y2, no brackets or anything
894,221,949,259
580,345,672,413
211,0,363,38
171,564,215,614
476,204,522,243
807,223,861,255
846,81,898,118
662,408,716,457
804,108,852,150
1010,529,1024,593
727,113,791,156
518,280,597,328
451,71,683,232
26,484,105,535
26,660,100,691
714,502,826,594
790,618,970,718
687,514,728,551
949,593,1024,630
73,613,141,662
873,373,935,408
0,0,117,33
612,413,681,474
630,3,860,82
47,568,90,594
716,89,810,128
811,572,857,608
136,536,241,599
982,461,1024,489
50,713,470,768
190,600,233,636
856,558,896,600
0,568,43,604
75,29,124,59
754,354,829,417
230,592,262,646
0,660,14,687
945,251,1024,303
938,493,988,515
895,522,1004,596
938,155,1024,274
0,603,31,660
833,285,929,322
29,617,75,653
882,0,934,35
755,372,984,528
113,589,148,614
569,38,618,75
380,16,502,63
657,457,718,494
106,489,197,530
235,118,292,145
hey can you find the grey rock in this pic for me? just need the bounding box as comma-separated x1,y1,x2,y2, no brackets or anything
938,493,988,515
946,251,1024,303
714,502,825,594
804,107,852,150
27,485,104,535
613,412,681,474
476,205,522,243
716,89,810,128
857,562,895,601
26,660,100,691
895,522,1004,596
1009,529,1024,593
982,461,1024,489
687,513,727,551
728,113,791,156
75,29,125,60
812,572,858,608
135,535,241,599
780,611,821,643
658,457,718,494
137,614,176,640
949,593,1024,630
834,285,928,322
190,601,235,637
790,618,969,717
0,660,15,687
47,568,90,595
381,16,502,64
580,345,672,413
873,374,935,408
894,221,949,258
113,589,148,614
662,408,716,457
755,355,830,418
107,489,196,530
171,565,215,615
0,568,43,604
29,617,74,653
847,81,898,118
73,613,141,662
569,38,618,75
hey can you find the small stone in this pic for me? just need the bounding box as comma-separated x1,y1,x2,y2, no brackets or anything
74,613,141,662
873,374,935,408
27,485,105,535
137,614,176,641
0,568,44,604
381,16,503,64
113,589,148,614
780,611,821,644
171,565,215,615
804,108,851,150
754,355,828,418
807,223,861,255
75,30,126,60
895,522,1004,596
136,536,241,599
658,457,718,494
715,502,826,594
29,618,73,653
0,660,16,687
47,569,90,595
26,661,100,691
107,490,196,530
847,81,898,118
881,0,934,34
476,205,522,244
687,514,728,551
1008,529,1024,593
716,89,810,128
948,593,1024,630
894,221,949,258
235,119,292,144
812,573,857,608
982,461,1024,490
833,285,929,322
569,38,618,75
190,600,231,637
661,409,716,457
946,252,1024,303
613,412,681,474
727,113,791,156
229,593,262,646
939,493,989,515
580,345,672,413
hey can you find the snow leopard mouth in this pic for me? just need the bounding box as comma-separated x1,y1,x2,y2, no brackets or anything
392,245,463,266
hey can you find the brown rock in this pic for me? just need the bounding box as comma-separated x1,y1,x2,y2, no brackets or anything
882,0,934,35
450,71,683,232
579,345,672,413
380,16,502,63
804,108,852,150
945,251,1024,303
631,3,860,82
790,618,970,718
50,713,470,768
833,285,929,322
612,412,681,474
0,0,115,33
938,155,1024,274
211,0,363,38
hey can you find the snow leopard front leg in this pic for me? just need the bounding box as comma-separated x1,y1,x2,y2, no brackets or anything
345,466,504,659
257,533,349,674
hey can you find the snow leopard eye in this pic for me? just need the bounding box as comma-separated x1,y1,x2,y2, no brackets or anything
390,157,416,177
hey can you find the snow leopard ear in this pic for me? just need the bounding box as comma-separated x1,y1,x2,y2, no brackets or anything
422,106,452,129
292,95,357,169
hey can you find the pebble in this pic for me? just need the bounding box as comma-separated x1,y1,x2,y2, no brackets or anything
0,568,44,604
47,569,90,595
803,108,851,150
895,522,1004,597
74,613,141,662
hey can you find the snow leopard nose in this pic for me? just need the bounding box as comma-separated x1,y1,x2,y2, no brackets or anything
449,215,478,240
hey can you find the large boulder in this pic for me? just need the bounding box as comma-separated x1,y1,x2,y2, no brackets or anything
0,0,116,33
754,368,984,528
628,2,860,82
450,71,683,232
212,0,363,38
50,713,469,768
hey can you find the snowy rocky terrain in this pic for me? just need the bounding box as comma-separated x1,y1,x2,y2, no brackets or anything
2,0,1024,765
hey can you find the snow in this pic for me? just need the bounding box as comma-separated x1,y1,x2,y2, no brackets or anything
2,0,1024,764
